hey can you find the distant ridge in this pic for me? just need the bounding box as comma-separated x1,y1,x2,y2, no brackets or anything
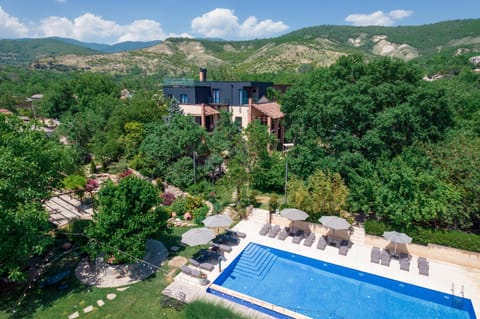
49,37,162,53
1,19,479,74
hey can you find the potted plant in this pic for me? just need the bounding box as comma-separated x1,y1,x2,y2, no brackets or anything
199,272,208,285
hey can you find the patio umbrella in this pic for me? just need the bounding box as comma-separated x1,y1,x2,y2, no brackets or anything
280,208,309,221
202,214,233,228
181,227,215,246
383,231,412,256
319,216,351,243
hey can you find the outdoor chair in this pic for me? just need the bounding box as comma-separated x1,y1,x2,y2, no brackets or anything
277,228,289,241
380,249,391,266
370,247,381,263
303,233,316,247
317,236,327,250
268,225,281,238
259,224,271,236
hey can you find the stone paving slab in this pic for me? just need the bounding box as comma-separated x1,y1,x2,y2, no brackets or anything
83,305,94,313
68,311,79,319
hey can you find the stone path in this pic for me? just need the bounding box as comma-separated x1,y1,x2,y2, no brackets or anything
67,288,124,319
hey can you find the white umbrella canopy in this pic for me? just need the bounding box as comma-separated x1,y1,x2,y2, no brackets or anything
202,214,233,228
181,227,215,246
383,231,412,256
318,216,351,230
280,208,309,221
319,215,351,244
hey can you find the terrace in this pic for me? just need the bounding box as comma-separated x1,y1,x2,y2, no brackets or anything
165,209,480,318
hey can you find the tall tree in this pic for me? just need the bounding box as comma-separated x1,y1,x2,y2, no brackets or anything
86,176,169,263
0,115,76,280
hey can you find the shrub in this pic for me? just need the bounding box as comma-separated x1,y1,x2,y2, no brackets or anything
193,205,209,225
408,227,480,252
170,197,188,215
365,220,480,252
364,220,387,236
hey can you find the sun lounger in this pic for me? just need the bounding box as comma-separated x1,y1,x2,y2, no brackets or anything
380,249,391,266
212,243,232,252
418,257,429,276
277,228,289,240
189,258,200,268
180,265,192,275
259,224,271,236
303,233,316,247
181,265,201,278
292,231,304,244
268,225,281,238
227,229,246,238
214,234,239,245
370,247,381,263
400,258,410,271
317,236,327,250
339,240,350,256
199,262,214,271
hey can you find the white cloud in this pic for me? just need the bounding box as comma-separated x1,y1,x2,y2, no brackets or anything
55,0,67,3
192,8,288,39
389,10,413,20
117,19,166,42
0,6,29,38
37,13,169,43
345,9,413,26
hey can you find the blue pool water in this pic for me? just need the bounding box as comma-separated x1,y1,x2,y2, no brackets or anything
209,242,476,319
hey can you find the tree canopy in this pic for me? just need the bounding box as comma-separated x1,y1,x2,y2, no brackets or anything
0,115,76,280
86,176,169,263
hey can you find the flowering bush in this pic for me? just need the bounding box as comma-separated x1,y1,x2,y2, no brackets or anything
118,169,133,179
85,179,99,192
161,192,176,206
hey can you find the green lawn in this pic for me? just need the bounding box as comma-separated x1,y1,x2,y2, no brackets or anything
0,226,247,319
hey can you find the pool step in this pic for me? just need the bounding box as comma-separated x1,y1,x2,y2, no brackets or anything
232,244,277,280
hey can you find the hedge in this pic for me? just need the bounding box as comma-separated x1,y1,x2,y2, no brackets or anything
364,220,480,252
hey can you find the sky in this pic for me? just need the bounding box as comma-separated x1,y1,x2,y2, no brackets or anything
0,0,479,44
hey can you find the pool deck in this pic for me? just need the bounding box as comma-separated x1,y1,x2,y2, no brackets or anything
165,219,480,319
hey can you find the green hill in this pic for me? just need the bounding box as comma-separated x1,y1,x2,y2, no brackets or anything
3,19,480,75
0,38,100,66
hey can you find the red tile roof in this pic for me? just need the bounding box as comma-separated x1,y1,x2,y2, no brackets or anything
204,105,220,116
252,102,284,119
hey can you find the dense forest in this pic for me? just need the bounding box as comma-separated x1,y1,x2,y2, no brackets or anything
1,51,480,280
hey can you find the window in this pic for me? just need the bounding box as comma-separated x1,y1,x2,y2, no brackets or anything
180,94,188,103
212,88,220,103
239,89,248,105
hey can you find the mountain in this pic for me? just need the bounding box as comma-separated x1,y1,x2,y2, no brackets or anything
49,37,162,53
0,38,99,66
7,19,480,75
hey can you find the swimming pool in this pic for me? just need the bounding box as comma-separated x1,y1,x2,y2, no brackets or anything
208,242,476,319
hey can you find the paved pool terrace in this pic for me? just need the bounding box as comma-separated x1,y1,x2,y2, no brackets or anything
166,219,480,319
